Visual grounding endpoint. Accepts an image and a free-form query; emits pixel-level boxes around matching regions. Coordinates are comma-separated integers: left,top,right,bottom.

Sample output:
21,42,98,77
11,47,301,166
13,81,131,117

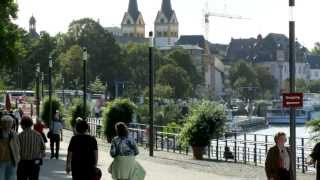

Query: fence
86,118,316,173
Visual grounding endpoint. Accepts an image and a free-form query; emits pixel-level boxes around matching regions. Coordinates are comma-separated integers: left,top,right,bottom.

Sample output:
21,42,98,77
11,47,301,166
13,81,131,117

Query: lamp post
83,47,88,120
148,31,154,157
48,56,53,128
289,0,296,179
36,63,40,121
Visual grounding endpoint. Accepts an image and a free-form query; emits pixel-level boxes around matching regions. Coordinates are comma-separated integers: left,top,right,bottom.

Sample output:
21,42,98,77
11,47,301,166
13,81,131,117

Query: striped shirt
18,128,45,160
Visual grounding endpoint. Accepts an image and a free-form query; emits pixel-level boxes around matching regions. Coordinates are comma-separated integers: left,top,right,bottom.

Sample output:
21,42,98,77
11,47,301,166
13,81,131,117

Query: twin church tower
121,0,179,48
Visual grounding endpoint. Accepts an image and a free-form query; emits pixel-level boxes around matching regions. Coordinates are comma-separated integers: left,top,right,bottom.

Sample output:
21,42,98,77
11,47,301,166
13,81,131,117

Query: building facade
121,0,145,38
154,0,179,49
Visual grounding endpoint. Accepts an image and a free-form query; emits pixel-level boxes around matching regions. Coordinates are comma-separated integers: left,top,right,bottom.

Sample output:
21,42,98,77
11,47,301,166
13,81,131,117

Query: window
126,19,131,24
160,18,165,23
164,32,168,37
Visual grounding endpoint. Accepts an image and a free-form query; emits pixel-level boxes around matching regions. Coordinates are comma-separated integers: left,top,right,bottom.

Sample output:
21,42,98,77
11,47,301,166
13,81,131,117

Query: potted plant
179,101,226,160
41,96,62,127
67,98,90,134
103,98,136,142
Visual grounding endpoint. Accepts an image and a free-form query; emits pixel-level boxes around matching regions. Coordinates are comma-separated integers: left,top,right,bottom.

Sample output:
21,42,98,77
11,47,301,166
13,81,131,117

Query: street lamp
289,0,296,179
48,56,53,128
36,63,40,121
83,47,88,120
148,31,154,157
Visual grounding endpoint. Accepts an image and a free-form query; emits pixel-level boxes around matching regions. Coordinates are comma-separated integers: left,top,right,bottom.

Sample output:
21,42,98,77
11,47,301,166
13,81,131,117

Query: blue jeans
0,161,16,180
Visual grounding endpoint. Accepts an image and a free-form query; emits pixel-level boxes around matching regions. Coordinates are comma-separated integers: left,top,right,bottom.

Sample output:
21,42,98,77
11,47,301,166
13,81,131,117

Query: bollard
216,139,219,160
161,133,164,150
301,138,305,173
244,133,247,163
254,134,257,166
234,133,237,163
208,141,211,159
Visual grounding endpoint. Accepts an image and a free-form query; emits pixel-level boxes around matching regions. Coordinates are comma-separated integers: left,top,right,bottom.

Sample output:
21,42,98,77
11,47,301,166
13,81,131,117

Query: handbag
47,131,52,139
92,167,102,180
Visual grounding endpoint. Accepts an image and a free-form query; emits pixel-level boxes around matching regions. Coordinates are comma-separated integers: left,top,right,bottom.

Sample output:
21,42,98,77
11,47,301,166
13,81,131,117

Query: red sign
283,93,303,108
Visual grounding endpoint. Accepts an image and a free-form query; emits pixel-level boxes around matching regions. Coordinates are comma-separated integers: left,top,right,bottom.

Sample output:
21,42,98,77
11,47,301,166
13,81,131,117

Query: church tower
154,0,179,48
121,0,145,38
29,15,39,38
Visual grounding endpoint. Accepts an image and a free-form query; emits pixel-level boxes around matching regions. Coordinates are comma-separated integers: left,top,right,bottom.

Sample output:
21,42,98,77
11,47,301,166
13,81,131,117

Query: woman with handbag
66,120,99,180
109,122,145,180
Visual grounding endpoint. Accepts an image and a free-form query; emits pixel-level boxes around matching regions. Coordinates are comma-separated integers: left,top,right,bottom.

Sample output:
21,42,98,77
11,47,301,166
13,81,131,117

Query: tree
284,78,309,93
89,77,105,94
58,45,83,89
62,18,123,83
156,64,192,99
166,48,202,90
0,0,22,67
311,42,320,55
309,80,320,93
255,65,277,98
143,84,174,99
229,60,259,100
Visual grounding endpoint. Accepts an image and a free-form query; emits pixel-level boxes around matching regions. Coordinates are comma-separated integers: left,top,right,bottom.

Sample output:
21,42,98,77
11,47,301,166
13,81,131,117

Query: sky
14,0,320,49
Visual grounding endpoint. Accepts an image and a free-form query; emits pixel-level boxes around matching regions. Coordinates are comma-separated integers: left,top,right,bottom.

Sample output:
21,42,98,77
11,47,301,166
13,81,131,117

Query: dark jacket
265,146,293,180
310,142,320,180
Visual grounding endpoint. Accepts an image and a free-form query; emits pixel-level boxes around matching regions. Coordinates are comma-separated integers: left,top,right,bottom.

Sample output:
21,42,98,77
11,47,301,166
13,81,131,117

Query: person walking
0,115,20,180
109,122,145,180
17,116,45,180
34,119,47,143
50,110,63,159
308,142,320,180
265,132,292,180
66,120,99,180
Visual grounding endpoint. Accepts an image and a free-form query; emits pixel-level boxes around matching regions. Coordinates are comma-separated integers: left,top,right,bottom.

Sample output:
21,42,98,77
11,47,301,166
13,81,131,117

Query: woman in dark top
309,142,320,180
66,120,98,180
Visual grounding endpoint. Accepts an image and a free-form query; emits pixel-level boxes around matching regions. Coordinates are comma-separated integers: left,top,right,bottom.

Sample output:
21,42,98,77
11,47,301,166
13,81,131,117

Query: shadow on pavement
39,148,72,180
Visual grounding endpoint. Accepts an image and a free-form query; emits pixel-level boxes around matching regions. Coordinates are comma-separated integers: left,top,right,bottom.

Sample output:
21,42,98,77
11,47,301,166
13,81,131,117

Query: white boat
266,99,315,124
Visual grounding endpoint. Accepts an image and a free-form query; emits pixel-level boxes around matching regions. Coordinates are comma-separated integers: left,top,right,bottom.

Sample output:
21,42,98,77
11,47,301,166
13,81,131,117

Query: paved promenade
38,130,315,180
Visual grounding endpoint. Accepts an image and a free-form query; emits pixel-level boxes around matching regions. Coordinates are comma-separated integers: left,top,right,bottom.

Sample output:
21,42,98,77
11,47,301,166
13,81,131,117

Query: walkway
39,130,315,180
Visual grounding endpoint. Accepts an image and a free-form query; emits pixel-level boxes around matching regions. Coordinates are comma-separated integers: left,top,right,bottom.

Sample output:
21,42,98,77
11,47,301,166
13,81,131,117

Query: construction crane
204,2,249,41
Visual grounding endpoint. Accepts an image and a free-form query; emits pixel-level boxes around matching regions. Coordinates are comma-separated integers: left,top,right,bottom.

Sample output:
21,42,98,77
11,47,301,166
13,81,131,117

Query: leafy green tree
311,42,320,55
156,64,192,99
229,60,259,100
89,77,105,94
0,0,22,67
284,78,309,92
58,45,83,89
307,118,320,139
143,84,174,99
62,18,123,83
166,48,202,89
309,80,320,93
255,65,277,98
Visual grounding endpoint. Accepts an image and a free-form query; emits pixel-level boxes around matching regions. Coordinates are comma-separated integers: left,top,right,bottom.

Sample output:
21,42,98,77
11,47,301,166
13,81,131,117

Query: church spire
128,0,140,21
29,15,36,31
161,0,173,19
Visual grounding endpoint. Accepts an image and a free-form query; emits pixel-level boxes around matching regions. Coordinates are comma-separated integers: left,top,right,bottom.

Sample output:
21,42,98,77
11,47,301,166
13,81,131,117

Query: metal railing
86,118,316,173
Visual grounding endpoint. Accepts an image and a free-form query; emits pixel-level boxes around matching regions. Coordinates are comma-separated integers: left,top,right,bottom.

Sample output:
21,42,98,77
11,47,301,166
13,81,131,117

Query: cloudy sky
15,0,320,49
